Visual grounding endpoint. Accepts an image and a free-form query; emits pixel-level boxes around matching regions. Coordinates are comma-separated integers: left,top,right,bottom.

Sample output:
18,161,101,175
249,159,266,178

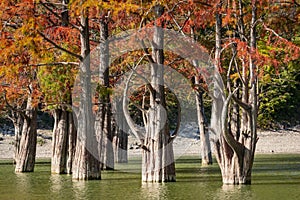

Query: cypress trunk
95,17,114,170
15,99,37,173
212,0,258,185
142,5,175,182
51,108,76,174
112,101,128,163
72,13,101,180
12,112,23,163
195,88,212,166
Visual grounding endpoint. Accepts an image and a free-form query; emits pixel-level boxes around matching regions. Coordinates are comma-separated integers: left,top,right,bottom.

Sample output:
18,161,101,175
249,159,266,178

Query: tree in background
0,0,45,172
37,0,78,174
207,0,300,184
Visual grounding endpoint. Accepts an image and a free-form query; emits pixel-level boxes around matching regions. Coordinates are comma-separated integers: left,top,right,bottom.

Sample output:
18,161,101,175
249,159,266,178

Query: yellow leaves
230,72,239,82
69,0,141,18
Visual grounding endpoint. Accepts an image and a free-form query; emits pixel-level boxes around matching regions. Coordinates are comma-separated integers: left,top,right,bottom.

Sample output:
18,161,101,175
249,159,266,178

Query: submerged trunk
113,128,128,163
142,5,175,182
122,5,177,182
112,101,128,163
15,99,37,173
95,17,114,170
12,112,23,163
195,87,212,166
212,0,258,185
72,13,101,180
194,75,212,166
51,108,76,174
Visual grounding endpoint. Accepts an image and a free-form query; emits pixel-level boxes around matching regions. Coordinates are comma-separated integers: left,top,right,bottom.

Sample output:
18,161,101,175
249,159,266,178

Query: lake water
0,154,299,200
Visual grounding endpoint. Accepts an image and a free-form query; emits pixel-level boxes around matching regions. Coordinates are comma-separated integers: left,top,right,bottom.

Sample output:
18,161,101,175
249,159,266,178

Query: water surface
0,154,299,200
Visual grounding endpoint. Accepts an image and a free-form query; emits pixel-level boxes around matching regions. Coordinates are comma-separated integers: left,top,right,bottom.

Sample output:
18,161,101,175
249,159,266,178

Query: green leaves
258,61,300,129
38,65,77,110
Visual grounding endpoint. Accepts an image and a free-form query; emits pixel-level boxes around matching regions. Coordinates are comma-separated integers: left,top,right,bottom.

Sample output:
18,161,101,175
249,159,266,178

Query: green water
0,154,299,200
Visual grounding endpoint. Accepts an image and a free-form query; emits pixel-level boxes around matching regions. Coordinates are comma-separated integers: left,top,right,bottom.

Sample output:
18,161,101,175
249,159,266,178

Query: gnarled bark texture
15,97,37,173
142,5,176,182
212,0,258,185
123,5,177,182
95,17,114,170
72,13,101,180
51,108,76,174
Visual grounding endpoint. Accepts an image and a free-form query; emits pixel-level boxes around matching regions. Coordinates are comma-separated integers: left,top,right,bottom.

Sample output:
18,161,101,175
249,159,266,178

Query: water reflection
214,184,254,200
50,174,63,193
141,182,168,200
72,179,88,200
15,172,31,199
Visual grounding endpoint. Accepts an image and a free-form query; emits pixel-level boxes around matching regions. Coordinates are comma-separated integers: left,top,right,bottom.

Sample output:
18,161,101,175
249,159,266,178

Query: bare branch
226,50,236,94
127,55,156,96
263,23,300,51
232,95,251,112
123,71,146,146
130,101,147,114
38,31,82,60
139,39,155,63
28,62,79,67
166,57,183,66
221,88,244,156
39,1,80,30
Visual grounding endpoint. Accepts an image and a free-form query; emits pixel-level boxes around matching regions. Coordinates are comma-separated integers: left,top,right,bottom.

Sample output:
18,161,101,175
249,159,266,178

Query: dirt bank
0,127,299,160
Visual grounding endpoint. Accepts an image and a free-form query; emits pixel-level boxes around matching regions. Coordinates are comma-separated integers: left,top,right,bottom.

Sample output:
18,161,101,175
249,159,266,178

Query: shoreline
0,127,299,160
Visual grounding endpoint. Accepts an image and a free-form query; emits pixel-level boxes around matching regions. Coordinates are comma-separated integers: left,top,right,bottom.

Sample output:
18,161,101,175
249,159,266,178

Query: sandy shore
0,126,299,160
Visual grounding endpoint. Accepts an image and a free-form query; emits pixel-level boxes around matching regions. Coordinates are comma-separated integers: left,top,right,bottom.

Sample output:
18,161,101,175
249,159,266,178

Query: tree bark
15,97,37,173
72,13,101,180
195,76,212,166
142,5,175,182
61,0,69,27
191,27,212,166
112,100,128,163
51,108,76,174
50,0,76,175
95,16,114,170
212,0,259,185
11,112,23,164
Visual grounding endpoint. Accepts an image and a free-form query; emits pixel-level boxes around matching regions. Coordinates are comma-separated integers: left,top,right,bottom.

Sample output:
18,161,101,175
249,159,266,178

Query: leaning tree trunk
212,0,258,185
15,97,37,173
95,17,114,170
51,108,76,174
72,13,101,180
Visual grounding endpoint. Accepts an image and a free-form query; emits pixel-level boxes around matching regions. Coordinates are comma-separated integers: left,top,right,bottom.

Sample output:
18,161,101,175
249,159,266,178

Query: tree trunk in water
113,129,128,163
72,13,101,180
66,111,76,174
190,28,212,166
15,98,37,173
12,112,23,164
112,101,128,163
212,1,258,185
195,78,212,166
95,17,114,170
142,5,175,182
51,108,76,174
